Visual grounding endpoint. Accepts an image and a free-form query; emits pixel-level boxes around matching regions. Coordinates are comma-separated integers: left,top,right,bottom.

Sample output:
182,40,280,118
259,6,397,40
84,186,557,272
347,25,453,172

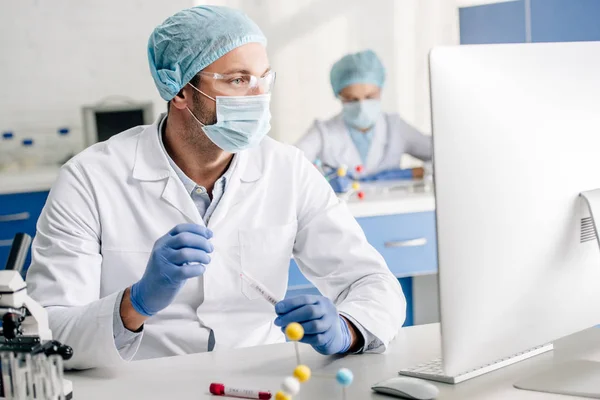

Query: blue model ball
336,368,354,387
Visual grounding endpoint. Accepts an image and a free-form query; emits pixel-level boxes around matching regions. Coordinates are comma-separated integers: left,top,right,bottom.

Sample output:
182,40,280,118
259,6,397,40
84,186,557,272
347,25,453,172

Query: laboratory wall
0,0,459,151
0,0,193,153
201,0,459,145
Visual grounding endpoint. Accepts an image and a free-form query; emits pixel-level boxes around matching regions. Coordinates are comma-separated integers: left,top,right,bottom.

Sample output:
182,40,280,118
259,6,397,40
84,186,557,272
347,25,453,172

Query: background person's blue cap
330,50,386,96
148,5,267,101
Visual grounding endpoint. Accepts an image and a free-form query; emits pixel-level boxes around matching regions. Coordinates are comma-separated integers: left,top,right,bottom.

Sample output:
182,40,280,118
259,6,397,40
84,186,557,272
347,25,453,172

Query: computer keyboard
399,343,554,384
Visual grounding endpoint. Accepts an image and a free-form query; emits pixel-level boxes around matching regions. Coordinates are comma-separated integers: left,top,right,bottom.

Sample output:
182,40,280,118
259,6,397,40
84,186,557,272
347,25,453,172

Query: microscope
0,233,74,399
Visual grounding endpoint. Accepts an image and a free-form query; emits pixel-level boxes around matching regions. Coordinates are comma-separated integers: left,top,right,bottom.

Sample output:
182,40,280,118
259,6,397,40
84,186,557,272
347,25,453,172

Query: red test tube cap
210,383,225,395
209,383,271,399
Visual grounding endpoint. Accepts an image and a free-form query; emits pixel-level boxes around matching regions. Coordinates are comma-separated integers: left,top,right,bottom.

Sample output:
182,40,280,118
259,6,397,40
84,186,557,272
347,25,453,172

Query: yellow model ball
275,391,291,400
352,182,360,190
293,365,311,383
285,322,304,341
336,167,347,177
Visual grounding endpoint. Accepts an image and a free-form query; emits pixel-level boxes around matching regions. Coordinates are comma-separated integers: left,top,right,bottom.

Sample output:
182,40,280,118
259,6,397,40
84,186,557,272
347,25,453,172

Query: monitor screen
94,109,146,142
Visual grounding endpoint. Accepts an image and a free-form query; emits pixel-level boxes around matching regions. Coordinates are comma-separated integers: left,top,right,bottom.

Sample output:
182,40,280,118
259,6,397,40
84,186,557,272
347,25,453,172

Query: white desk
345,181,434,218
66,323,600,399
0,167,60,195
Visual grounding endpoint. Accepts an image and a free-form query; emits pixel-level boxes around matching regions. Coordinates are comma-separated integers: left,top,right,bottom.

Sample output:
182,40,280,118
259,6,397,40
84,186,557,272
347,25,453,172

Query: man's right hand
128,224,214,319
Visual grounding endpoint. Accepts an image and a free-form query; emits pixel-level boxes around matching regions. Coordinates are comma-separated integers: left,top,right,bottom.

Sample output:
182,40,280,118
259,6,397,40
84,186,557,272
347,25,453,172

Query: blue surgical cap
330,50,386,96
148,6,267,101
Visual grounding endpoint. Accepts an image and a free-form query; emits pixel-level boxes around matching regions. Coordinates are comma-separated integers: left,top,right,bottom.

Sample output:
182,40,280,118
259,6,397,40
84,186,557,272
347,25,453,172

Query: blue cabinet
357,212,437,277
0,191,49,270
459,0,527,45
531,0,600,42
287,211,437,327
460,0,600,45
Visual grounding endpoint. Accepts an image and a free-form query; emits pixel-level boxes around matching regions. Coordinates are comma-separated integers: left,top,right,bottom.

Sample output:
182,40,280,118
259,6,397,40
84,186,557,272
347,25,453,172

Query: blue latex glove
274,295,352,355
360,168,413,182
130,224,213,317
329,175,351,193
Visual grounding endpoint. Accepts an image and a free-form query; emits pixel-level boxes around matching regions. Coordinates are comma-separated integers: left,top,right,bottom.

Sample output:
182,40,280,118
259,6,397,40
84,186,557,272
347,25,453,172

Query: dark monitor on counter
82,102,153,147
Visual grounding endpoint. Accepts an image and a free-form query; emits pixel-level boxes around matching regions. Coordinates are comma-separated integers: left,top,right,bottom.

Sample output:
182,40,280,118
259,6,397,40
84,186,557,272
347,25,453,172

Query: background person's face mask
187,83,272,153
341,99,382,130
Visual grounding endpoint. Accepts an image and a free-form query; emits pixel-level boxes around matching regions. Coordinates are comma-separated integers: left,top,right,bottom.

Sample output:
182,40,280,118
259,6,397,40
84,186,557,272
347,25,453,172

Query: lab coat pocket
239,221,298,301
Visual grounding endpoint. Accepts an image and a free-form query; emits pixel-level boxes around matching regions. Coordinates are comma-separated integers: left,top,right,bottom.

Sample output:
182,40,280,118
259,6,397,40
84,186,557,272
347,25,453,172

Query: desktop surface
66,323,600,400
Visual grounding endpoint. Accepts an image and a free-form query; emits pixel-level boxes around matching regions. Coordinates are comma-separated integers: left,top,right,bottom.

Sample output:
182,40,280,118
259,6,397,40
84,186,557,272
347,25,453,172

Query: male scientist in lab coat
26,6,405,369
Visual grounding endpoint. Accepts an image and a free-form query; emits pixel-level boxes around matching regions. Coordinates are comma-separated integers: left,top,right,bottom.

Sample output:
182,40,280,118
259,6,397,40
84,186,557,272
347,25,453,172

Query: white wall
0,0,193,149
0,0,459,151
203,0,459,145
456,0,518,6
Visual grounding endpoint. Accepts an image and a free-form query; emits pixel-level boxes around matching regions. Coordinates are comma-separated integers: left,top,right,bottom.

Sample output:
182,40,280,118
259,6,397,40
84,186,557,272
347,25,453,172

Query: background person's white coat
296,113,432,175
25,116,406,370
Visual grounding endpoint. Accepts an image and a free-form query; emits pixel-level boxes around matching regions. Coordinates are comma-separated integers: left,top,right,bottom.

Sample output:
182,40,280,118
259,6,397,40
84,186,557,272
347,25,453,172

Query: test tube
1,352,15,399
24,353,34,398
50,355,65,400
240,273,281,306
0,352,67,400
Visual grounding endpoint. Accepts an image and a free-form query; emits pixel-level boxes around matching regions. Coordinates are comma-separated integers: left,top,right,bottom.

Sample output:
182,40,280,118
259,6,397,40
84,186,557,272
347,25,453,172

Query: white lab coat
26,115,406,370
295,113,432,175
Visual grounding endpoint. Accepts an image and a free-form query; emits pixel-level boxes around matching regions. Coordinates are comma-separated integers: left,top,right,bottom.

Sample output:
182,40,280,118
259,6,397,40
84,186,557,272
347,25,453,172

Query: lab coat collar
132,114,171,182
130,114,263,225
132,113,263,184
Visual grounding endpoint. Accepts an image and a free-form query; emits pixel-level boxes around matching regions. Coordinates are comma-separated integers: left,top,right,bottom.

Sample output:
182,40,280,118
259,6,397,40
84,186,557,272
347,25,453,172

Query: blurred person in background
295,50,432,189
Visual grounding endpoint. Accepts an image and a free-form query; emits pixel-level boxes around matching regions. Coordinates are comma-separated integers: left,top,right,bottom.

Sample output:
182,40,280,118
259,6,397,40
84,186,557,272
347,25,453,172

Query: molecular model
274,322,354,400
314,160,365,201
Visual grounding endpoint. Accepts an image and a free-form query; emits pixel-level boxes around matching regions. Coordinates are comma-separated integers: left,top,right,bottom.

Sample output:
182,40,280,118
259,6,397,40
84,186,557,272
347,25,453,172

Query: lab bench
0,169,439,326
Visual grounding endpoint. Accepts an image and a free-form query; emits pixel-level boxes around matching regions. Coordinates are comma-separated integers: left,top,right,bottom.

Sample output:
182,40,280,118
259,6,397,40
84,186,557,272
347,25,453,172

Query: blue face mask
187,83,271,153
341,99,382,130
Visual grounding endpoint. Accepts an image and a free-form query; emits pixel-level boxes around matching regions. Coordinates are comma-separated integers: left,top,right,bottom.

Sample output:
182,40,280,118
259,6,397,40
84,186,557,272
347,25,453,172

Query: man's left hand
274,295,359,355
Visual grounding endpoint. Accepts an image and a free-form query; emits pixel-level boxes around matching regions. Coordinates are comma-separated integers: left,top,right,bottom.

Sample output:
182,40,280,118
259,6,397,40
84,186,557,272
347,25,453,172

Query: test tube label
225,387,261,397
252,285,278,306
240,273,280,306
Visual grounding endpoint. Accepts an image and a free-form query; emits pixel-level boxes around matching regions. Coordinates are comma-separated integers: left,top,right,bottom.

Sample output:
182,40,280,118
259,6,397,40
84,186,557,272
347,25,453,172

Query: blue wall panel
531,0,600,42
459,0,527,44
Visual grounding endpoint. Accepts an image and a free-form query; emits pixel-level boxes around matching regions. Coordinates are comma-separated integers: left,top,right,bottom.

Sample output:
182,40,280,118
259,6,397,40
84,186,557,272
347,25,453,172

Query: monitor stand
514,360,600,398
513,189,600,398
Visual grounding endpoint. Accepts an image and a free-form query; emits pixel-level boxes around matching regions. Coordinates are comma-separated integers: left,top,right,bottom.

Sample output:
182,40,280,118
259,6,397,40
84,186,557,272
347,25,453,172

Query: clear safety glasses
197,70,276,96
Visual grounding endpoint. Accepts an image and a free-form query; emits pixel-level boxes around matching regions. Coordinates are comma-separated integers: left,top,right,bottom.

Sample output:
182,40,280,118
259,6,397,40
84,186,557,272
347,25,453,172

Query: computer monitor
400,41,600,385
82,102,154,147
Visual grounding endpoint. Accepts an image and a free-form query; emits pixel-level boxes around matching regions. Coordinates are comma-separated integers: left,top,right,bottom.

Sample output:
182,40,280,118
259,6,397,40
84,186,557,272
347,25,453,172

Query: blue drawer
0,191,49,269
288,211,437,288
358,212,437,277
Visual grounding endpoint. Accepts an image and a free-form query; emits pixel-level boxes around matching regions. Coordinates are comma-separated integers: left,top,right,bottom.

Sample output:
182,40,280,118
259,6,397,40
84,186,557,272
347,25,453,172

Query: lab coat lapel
161,176,203,224
131,117,202,225
364,114,389,172
332,117,363,170
207,149,262,229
